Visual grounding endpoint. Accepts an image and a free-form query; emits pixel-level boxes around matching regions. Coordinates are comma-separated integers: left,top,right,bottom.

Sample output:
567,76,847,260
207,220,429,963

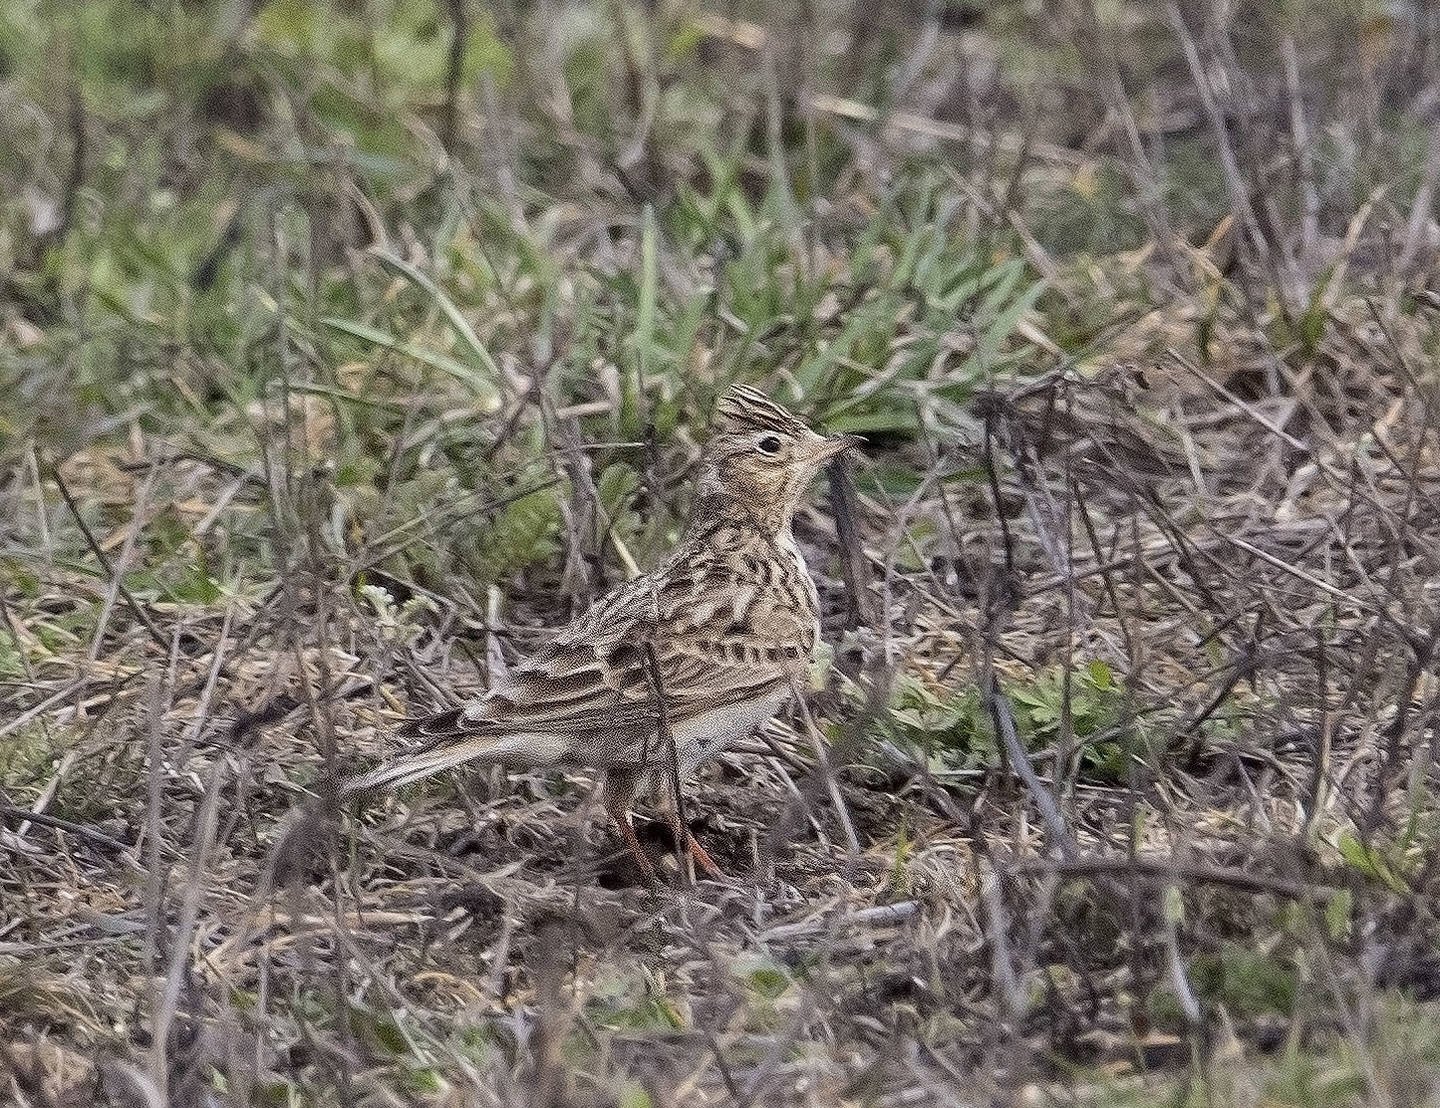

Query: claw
660,806,728,883
685,832,728,881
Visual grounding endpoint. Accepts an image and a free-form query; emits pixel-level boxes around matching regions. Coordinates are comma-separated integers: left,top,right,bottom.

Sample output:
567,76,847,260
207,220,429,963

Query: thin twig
440,0,470,155
826,452,871,629
790,681,861,867
641,640,690,880
49,463,170,655
1007,853,1327,901
981,670,1077,861
0,805,134,856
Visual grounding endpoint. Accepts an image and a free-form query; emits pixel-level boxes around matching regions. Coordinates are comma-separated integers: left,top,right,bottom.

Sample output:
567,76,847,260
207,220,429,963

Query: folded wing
398,565,799,765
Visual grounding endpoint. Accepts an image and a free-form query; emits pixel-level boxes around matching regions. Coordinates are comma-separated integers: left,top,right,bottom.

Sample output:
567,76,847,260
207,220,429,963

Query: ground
5,2,1440,1106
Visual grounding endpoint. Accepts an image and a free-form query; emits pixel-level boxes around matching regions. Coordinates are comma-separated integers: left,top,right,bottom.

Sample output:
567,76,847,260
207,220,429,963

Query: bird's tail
342,731,569,796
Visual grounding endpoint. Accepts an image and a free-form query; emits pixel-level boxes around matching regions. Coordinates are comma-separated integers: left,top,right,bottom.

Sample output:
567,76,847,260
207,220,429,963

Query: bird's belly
672,688,790,775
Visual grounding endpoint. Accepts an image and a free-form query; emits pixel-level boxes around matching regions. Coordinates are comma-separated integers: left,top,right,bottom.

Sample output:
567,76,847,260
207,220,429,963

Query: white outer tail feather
343,733,570,795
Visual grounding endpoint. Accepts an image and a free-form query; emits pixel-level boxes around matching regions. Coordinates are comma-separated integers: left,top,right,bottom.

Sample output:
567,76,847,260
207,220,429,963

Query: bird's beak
810,433,864,462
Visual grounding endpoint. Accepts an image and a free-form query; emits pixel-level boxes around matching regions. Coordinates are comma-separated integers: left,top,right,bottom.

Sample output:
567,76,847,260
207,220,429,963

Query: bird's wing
403,560,807,748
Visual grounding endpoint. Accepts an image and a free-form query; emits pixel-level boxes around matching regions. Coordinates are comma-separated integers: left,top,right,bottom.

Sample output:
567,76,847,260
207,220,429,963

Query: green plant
876,661,1133,781
1009,660,1131,779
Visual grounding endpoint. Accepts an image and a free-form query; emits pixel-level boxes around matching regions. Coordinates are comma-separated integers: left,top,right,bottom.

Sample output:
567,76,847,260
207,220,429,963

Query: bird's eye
756,435,783,454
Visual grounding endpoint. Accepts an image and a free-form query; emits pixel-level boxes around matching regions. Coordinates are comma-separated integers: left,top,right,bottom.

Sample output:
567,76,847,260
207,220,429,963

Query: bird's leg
655,784,727,881
601,771,658,883
687,835,726,881
664,807,727,881
615,809,659,883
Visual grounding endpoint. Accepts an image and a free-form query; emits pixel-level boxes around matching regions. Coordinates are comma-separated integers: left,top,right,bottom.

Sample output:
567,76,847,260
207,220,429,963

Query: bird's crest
713,383,810,439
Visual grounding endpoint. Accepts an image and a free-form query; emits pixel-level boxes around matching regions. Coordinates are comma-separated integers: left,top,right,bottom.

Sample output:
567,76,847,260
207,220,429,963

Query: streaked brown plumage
345,383,861,879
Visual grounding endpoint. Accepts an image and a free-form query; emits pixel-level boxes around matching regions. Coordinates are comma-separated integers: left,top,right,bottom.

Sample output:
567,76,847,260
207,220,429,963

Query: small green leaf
731,954,792,1001
1336,831,1407,892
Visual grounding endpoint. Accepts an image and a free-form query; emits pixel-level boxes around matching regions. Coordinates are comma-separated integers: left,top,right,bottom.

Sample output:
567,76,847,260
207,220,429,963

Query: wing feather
403,562,800,749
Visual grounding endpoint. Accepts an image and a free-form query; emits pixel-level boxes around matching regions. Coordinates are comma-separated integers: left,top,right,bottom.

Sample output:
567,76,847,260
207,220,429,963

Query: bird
344,383,861,880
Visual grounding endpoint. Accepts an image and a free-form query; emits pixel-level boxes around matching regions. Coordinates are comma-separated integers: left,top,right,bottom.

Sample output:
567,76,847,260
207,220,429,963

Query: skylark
346,384,861,879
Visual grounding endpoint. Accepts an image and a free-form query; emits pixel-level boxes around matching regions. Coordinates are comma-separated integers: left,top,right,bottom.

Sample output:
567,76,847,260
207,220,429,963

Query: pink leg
614,809,659,882
601,771,658,882
658,795,727,881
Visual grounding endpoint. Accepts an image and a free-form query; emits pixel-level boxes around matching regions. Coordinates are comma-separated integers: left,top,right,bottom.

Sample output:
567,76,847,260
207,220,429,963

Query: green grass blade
370,248,502,383
320,317,500,403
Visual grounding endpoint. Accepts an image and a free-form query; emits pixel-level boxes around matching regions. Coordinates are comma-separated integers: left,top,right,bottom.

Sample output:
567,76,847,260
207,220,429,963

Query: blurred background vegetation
4,0,1439,602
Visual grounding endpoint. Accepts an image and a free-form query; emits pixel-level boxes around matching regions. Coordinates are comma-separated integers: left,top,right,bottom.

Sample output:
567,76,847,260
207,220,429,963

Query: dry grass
5,2,1440,1106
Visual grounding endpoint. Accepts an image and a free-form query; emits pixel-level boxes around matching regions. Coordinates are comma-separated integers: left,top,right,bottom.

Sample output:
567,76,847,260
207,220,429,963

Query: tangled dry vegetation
5,2,1440,1106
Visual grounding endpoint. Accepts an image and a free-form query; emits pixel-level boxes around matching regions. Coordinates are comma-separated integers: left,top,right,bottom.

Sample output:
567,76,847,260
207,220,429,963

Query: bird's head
690,384,862,532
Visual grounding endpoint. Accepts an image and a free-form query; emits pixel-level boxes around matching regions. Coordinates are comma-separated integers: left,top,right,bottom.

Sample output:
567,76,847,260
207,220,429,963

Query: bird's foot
683,831,729,883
